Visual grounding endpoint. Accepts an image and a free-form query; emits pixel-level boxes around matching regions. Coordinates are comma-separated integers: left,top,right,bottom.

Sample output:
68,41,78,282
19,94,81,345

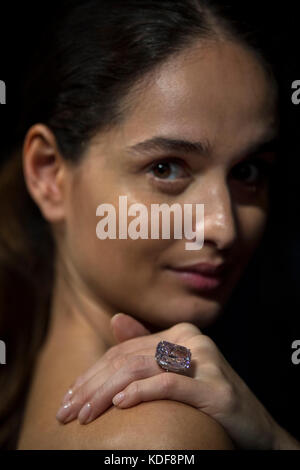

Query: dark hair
0,0,286,449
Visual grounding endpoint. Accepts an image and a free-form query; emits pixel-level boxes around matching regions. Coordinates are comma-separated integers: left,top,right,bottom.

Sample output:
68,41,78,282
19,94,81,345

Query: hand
56,313,299,450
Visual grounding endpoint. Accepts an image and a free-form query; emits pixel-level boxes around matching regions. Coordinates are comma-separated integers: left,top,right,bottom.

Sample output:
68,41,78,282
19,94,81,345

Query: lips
170,262,227,276
166,262,228,291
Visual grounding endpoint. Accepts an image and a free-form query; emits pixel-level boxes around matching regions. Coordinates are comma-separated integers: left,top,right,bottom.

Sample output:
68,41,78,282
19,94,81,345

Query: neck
43,258,118,361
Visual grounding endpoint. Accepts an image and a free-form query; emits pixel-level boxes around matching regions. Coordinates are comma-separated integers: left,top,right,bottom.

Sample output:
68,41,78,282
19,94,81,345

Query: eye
231,158,273,186
148,159,189,181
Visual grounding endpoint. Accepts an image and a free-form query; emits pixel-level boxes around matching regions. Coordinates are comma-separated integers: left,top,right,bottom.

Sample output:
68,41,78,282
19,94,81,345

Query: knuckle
92,384,106,402
216,381,236,414
169,322,200,342
202,362,222,379
175,322,198,334
191,337,217,362
188,333,206,350
111,353,129,372
198,334,216,352
127,380,140,396
73,385,91,405
105,345,121,361
176,322,194,330
127,355,149,375
160,371,176,394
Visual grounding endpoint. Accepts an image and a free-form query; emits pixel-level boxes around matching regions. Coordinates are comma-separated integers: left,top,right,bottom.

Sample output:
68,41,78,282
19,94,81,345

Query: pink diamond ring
155,340,192,373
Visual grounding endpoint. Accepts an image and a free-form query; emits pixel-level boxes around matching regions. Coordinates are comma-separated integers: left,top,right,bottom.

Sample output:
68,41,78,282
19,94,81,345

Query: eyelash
146,158,190,193
148,158,189,181
230,158,273,186
147,157,273,189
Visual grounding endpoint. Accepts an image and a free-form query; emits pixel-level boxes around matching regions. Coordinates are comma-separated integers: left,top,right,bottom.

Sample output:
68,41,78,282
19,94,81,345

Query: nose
193,170,238,251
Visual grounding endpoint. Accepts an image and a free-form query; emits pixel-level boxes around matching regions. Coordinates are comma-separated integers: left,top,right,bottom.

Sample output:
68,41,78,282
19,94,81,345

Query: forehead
118,39,278,159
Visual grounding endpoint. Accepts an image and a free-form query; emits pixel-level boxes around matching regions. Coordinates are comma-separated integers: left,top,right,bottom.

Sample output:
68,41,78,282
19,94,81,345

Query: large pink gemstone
155,340,191,372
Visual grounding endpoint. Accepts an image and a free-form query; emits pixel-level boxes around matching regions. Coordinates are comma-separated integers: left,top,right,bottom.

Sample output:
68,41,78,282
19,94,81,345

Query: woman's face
61,39,278,330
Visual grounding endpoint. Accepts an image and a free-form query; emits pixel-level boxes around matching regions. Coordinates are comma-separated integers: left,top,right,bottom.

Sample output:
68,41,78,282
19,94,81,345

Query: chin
186,306,222,329
145,296,223,332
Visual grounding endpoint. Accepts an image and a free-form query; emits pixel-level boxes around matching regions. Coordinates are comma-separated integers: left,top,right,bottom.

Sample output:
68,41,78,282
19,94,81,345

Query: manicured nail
62,388,73,405
78,402,92,424
112,392,125,406
110,313,124,327
56,402,74,423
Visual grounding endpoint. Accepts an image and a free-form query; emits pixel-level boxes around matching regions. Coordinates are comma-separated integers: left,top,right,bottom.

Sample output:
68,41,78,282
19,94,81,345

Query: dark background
0,1,299,446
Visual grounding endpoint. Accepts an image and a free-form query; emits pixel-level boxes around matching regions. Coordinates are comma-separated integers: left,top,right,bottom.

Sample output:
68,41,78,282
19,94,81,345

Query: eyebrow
125,134,279,160
125,136,210,157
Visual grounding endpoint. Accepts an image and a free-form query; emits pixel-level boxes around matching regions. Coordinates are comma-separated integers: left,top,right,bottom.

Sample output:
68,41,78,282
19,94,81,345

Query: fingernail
78,402,92,424
112,392,125,406
56,401,74,424
62,388,73,405
111,313,124,324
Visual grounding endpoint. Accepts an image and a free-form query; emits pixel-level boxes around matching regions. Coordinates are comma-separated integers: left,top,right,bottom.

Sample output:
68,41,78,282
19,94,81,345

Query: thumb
110,312,151,343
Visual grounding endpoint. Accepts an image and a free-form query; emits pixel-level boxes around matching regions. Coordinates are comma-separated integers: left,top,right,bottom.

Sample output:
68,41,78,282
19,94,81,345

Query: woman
0,0,299,449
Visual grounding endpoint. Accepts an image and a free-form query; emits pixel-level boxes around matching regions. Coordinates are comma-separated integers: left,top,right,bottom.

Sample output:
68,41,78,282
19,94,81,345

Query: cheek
65,177,170,298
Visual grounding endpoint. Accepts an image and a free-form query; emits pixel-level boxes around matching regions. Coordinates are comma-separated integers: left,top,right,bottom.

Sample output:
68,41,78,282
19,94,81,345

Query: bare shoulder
18,399,234,450
28,399,233,450
17,343,234,450
91,399,235,450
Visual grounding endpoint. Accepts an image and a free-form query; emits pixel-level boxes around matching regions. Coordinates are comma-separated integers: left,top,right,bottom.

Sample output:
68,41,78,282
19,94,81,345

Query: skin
18,38,279,449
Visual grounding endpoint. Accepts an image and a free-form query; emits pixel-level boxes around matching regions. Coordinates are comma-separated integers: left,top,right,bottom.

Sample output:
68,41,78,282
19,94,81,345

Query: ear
22,124,69,223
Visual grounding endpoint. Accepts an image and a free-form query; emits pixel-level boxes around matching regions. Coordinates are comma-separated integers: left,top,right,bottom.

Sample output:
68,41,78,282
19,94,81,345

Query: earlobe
22,124,67,223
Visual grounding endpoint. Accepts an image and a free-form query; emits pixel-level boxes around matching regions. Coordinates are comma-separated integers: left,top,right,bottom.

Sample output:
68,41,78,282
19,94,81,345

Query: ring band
155,340,191,373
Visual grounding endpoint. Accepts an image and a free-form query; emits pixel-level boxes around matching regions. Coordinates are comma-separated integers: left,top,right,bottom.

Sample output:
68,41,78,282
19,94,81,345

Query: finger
60,338,157,405
58,331,214,423
57,353,160,424
76,355,164,425
74,346,155,406
112,372,204,410
111,312,151,343
62,334,164,401
61,322,201,404
62,313,153,399
61,356,108,404
105,321,202,361
68,313,150,392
